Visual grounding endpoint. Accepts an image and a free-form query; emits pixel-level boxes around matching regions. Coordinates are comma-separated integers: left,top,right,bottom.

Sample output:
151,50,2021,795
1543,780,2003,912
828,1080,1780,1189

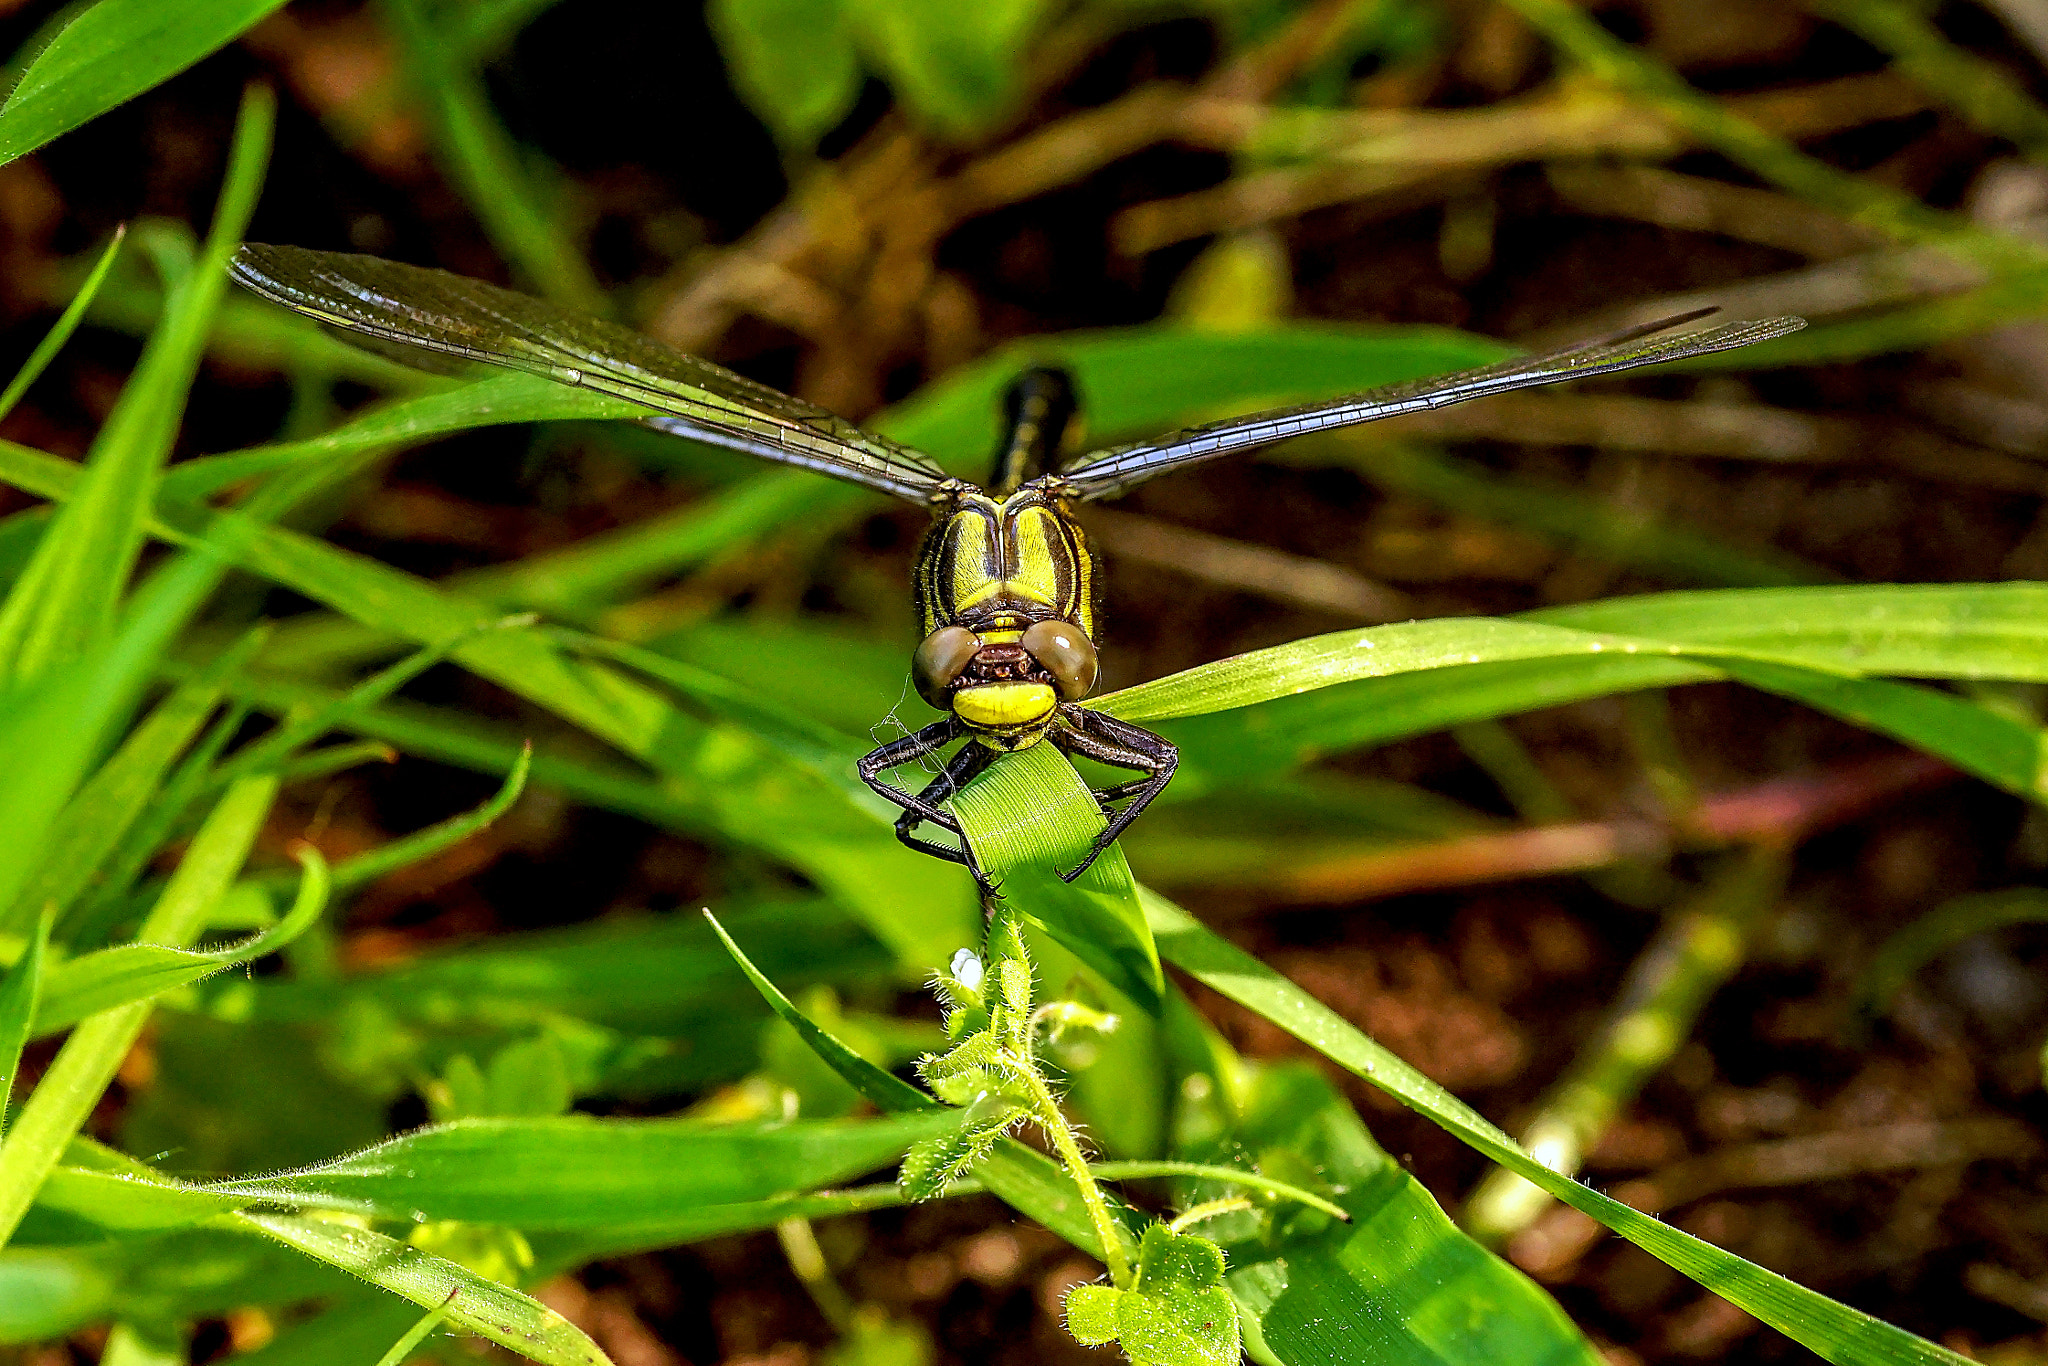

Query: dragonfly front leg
858,720,1000,890
1052,707,1179,883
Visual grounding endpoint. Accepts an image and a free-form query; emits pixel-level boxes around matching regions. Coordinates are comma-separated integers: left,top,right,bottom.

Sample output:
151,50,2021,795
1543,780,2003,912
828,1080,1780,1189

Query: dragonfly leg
1052,708,1178,883
859,721,1000,891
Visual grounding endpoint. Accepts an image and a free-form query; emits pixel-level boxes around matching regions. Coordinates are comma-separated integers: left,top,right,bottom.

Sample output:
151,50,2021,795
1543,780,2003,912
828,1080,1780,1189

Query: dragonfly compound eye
1021,619,1098,702
913,625,981,708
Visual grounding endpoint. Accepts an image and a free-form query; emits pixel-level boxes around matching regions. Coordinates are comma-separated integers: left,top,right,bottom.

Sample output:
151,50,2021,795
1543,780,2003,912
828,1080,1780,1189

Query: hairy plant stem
1010,1051,1133,1288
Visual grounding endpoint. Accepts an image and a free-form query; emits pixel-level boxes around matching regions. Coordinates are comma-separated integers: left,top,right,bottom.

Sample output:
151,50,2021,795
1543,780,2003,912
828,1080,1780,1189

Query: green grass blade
1086,1161,1349,1222
0,0,286,167
371,1293,458,1366
0,907,50,1135
4,629,259,929
1857,888,2048,1016
252,745,531,902
0,226,124,425
230,1211,611,1366
33,847,328,1036
704,910,935,1114
0,84,270,684
1103,586,2048,722
0,774,276,1247
1809,0,2048,162
525,1181,925,1269
157,373,641,505
946,743,1163,1006
207,1112,960,1224
1146,895,1973,1366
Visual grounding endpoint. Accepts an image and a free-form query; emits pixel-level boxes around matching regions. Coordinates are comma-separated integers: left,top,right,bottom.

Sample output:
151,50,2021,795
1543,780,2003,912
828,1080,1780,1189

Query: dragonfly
230,243,1804,890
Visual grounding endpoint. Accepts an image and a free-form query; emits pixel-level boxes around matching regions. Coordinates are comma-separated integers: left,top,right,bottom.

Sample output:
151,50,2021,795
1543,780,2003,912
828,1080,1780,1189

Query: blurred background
8,0,2048,1362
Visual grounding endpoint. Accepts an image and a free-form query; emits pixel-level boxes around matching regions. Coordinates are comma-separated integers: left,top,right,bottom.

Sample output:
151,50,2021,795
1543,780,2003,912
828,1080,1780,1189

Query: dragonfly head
913,617,1099,746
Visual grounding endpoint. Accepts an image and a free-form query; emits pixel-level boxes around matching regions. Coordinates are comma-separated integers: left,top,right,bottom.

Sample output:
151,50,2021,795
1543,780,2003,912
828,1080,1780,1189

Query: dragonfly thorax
914,484,1099,640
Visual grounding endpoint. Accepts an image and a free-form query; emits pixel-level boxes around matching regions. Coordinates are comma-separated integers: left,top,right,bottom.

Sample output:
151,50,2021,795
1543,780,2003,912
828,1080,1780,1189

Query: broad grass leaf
1531,584,2048,678
231,1212,610,1366
207,1113,959,1225
1157,654,1715,787
1203,1065,1602,1366
1146,896,1974,1366
946,742,1163,1005
0,0,286,167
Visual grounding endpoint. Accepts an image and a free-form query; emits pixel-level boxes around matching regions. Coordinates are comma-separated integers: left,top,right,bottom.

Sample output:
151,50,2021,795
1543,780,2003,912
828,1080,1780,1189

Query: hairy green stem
1011,1053,1133,1288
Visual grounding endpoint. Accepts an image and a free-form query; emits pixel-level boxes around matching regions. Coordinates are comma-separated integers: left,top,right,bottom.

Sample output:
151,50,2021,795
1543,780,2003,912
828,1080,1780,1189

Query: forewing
1057,311,1807,501
230,243,954,502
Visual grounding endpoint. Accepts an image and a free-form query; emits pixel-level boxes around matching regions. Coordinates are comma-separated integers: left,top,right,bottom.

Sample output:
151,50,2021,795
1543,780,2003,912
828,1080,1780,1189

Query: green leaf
208,1112,959,1225
704,910,935,1114
707,0,862,148
1209,1066,1601,1366
842,0,1046,138
231,1212,611,1366
0,0,287,167
1146,897,1974,1366
0,907,51,1133
947,742,1163,1006
1061,1223,1241,1366
32,848,328,1036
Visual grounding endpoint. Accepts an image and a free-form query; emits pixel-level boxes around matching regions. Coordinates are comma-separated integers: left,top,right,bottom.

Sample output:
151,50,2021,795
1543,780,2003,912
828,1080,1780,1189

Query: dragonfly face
227,242,1804,893
912,480,1102,750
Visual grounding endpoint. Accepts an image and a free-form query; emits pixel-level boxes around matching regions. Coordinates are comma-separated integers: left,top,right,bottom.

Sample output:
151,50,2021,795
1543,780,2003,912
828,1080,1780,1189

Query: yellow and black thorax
913,485,1099,642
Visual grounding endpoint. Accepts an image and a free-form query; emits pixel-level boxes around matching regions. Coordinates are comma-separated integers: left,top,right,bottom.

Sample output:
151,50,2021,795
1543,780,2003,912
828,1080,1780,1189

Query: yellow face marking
953,682,1056,730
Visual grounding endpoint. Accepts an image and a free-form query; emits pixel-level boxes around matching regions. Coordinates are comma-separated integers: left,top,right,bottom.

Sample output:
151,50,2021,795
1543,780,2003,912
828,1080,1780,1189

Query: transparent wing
230,243,956,504
1057,309,1807,501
